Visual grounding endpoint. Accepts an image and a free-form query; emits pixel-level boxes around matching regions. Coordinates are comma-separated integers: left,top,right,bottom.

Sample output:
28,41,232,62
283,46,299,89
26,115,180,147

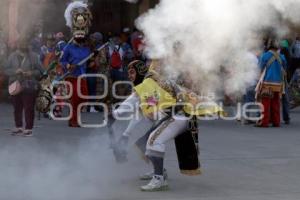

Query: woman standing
5,39,42,136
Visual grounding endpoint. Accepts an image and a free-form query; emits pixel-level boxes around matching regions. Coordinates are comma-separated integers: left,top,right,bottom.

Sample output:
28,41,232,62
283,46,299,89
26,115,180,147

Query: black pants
289,58,300,82
11,92,36,130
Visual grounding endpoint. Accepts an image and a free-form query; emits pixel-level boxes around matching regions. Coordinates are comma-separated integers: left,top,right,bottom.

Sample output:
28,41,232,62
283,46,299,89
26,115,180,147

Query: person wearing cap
256,39,287,127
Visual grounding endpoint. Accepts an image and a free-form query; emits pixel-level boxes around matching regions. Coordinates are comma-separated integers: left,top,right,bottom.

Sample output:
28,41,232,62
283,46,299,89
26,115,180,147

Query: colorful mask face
71,6,92,38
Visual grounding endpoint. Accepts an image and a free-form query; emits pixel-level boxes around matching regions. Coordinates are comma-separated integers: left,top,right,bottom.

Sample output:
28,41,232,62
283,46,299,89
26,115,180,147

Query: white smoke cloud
135,0,300,97
0,122,148,200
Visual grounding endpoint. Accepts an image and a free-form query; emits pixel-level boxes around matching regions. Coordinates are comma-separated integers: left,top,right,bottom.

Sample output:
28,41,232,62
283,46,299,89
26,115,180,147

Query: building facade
0,0,159,48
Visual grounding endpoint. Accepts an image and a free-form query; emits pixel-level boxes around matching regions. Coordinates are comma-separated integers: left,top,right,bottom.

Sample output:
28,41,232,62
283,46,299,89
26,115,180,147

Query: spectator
40,33,56,70
30,32,43,54
289,68,300,109
290,37,300,80
280,41,291,124
48,32,68,118
280,39,291,81
55,32,67,57
282,78,290,125
131,31,145,61
108,36,125,83
121,27,131,47
5,38,42,136
130,27,140,48
54,33,67,76
108,35,131,100
120,33,134,68
0,31,7,64
86,32,104,113
89,32,111,111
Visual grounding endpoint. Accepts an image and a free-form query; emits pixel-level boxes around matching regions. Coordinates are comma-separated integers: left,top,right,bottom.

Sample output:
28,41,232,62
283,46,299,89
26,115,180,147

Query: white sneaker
11,128,23,136
22,130,33,137
140,175,169,192
140,169,168,181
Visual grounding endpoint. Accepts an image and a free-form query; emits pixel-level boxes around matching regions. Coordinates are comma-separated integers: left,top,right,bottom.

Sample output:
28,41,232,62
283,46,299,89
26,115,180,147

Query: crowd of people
0,27,146,133
238,38,300,127
0,30,300,133
0,1,300,192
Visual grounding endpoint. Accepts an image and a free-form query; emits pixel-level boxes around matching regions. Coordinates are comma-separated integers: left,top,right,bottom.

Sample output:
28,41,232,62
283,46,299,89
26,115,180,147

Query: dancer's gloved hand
113,135,129,164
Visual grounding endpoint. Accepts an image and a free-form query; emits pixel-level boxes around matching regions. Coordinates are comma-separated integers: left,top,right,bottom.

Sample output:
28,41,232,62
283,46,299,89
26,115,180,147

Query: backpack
110,46,122,69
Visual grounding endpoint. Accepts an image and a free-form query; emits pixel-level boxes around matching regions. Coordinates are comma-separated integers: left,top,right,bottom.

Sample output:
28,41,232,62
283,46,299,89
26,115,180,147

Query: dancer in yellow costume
114,60,222,192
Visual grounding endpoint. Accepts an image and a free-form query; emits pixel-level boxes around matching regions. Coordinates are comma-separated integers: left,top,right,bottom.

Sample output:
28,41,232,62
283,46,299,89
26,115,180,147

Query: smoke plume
135,0,300,97
0,120,149,200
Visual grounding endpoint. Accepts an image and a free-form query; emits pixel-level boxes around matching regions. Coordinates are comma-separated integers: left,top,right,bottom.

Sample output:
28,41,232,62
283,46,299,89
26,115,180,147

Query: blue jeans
243,88,259,119
282,92,290,122
244,89,256,103
87,76,97,97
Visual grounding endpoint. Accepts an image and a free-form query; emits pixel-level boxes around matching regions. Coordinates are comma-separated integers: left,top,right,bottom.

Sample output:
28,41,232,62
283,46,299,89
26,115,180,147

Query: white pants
113,93,153,137
113,93,140,119
123,110,153,137
146,115,189,158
